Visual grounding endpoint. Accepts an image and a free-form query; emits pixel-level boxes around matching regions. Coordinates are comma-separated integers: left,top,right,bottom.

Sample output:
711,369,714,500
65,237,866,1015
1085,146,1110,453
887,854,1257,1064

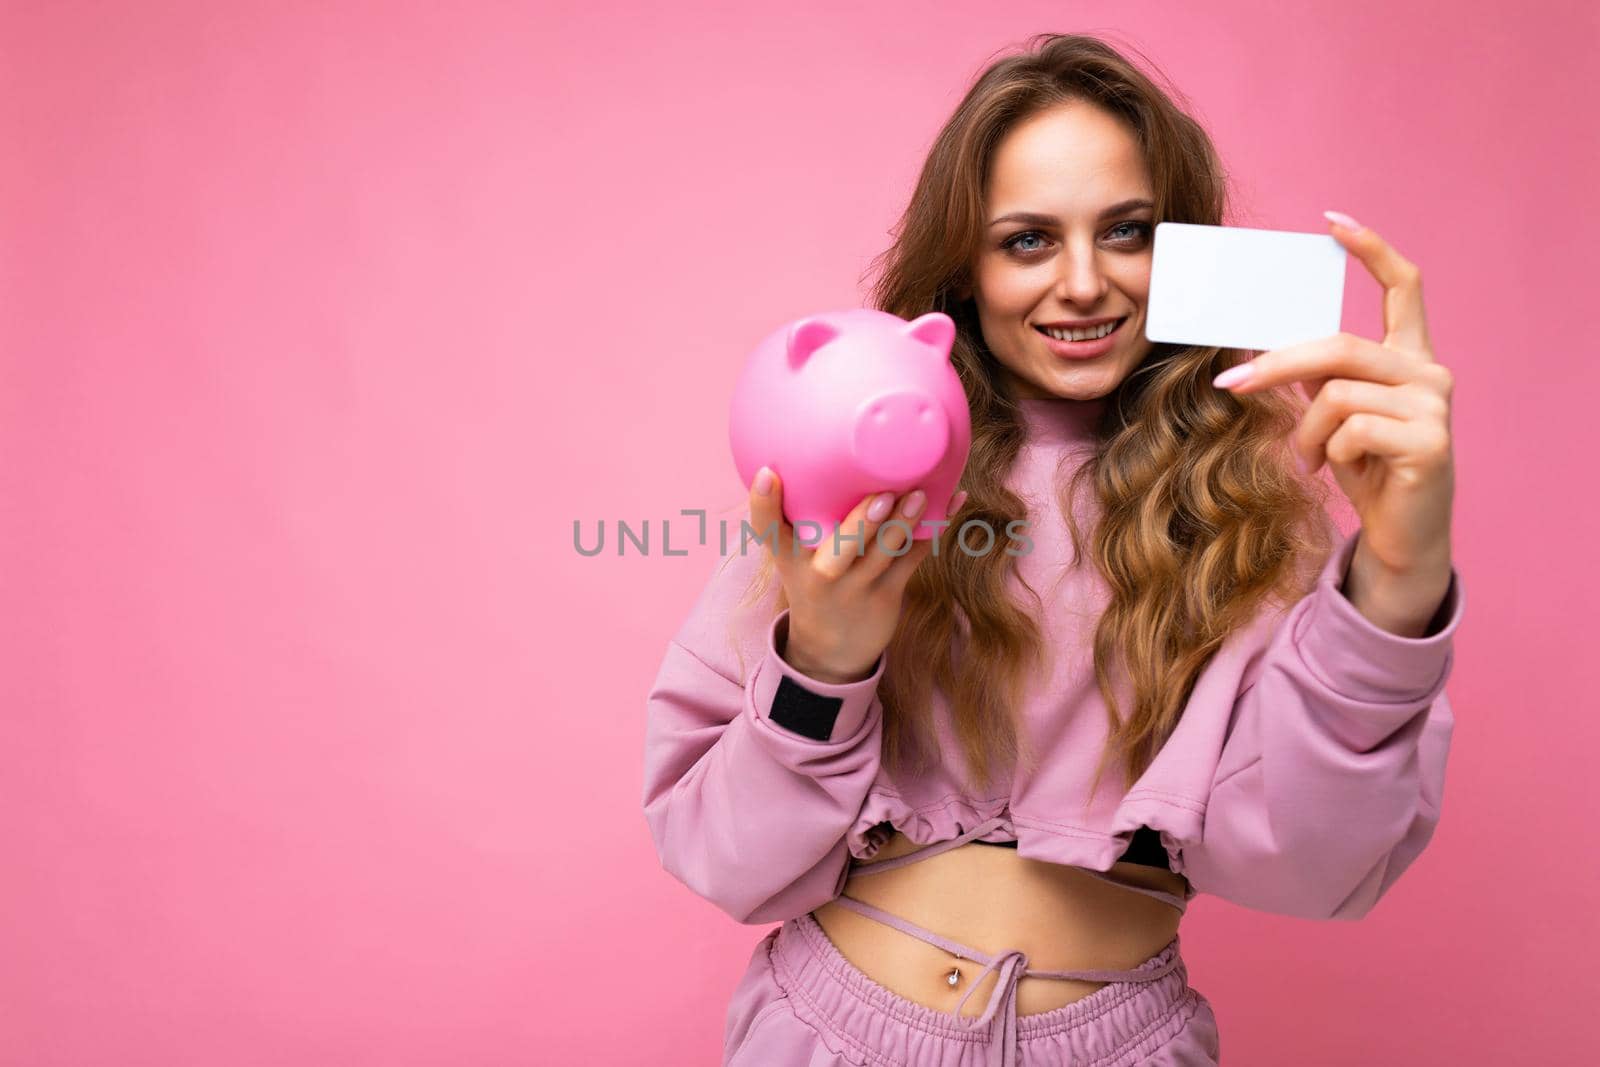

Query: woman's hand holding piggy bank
730,308,974,682
747,466,966,684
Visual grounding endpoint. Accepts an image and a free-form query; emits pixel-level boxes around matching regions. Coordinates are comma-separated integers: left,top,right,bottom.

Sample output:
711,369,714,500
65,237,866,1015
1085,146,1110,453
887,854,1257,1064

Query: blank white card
1145,222,1346,352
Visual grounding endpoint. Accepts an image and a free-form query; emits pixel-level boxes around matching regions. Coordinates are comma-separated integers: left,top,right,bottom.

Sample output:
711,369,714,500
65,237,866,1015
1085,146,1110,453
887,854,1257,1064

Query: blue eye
1003,231,1047,254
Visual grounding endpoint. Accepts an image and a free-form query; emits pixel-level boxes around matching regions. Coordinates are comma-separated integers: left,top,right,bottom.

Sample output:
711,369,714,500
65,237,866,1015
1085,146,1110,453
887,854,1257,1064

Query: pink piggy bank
730,309,971,547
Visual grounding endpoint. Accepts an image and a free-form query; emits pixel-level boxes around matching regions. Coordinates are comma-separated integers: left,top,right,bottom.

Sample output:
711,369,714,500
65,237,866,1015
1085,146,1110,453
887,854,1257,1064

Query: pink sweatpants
723,913,1221,1066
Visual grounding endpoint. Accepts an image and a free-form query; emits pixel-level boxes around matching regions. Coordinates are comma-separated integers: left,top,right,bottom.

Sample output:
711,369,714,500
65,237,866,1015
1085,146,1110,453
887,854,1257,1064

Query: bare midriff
810,829,1189,1018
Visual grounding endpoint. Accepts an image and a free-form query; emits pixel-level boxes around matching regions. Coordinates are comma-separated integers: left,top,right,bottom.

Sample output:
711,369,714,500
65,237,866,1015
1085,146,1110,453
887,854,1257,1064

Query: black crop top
969,824,1171,870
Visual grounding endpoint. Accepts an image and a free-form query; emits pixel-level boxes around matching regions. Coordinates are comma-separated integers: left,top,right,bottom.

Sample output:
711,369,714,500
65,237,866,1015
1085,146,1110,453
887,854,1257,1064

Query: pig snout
852,390,950,482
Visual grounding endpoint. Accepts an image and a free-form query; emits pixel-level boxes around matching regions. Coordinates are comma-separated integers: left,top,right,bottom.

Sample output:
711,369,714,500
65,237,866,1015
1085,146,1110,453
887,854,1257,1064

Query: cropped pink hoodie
641,393,1464,926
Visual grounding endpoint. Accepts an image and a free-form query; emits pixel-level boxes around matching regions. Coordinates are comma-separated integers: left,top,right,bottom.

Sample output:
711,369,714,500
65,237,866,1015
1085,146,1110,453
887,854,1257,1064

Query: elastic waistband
771,912,1195,1062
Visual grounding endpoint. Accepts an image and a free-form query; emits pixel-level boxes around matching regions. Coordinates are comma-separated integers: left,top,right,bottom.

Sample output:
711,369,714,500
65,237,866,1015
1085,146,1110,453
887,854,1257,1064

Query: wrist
1340,539,1454,638
778,617,878,684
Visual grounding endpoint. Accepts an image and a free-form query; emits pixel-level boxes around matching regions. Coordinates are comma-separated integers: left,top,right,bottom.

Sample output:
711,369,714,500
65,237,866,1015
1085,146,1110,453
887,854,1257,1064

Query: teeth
1043,319,1119,342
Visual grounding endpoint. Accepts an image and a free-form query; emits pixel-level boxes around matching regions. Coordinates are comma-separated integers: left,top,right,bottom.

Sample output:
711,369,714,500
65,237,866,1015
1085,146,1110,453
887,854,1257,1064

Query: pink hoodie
641,394,1464,926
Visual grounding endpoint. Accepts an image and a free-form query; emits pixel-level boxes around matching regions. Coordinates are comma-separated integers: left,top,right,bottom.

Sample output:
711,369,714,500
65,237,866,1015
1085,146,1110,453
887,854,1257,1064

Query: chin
1035,368,1117,399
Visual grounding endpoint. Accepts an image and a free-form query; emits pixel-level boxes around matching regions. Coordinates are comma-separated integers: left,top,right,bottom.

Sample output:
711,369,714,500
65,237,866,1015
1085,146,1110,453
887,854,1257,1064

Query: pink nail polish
1212,363,1254,389
1323,210,1363,232
867,493,893,522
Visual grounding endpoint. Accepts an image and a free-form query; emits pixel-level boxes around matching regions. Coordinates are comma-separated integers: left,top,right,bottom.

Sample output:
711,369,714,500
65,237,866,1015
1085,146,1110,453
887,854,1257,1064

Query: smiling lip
1035,317,1128,359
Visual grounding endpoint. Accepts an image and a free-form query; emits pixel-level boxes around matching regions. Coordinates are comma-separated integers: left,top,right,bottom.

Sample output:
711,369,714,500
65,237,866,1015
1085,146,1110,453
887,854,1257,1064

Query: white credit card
1145,222,1346,352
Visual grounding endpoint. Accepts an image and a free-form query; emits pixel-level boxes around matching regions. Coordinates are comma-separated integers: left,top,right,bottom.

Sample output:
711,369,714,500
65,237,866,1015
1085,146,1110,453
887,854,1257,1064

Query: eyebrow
987,199,1155,228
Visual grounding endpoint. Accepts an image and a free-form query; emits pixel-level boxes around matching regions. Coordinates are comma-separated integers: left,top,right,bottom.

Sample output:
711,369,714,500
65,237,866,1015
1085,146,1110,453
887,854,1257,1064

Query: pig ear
786,317,840,369
902,312,955,356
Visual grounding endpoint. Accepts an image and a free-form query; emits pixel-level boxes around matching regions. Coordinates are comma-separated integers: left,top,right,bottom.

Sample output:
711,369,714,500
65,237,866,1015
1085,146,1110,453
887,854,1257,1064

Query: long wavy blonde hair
727,33,1335,805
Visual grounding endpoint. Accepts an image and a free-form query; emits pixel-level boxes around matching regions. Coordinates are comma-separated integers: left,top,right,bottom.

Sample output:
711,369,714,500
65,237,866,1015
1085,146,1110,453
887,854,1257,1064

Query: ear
902,312,955,356
785,317,839,369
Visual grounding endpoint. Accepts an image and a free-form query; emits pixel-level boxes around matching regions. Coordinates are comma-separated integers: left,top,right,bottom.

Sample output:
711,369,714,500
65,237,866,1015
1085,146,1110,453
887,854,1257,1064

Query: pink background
4,1,1594,1063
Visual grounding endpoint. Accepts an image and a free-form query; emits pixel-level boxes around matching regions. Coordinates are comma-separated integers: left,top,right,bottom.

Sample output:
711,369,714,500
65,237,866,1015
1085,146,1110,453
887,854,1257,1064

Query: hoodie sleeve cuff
1295,527,1465,703
749,609,885,744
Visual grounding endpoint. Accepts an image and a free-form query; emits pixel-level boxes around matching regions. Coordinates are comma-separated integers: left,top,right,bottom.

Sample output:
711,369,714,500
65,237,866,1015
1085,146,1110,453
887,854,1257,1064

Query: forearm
642,610,887,923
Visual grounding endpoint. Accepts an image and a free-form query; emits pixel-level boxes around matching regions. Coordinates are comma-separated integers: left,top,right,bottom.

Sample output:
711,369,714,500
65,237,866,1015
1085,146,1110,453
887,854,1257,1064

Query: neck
1014,392,1108,446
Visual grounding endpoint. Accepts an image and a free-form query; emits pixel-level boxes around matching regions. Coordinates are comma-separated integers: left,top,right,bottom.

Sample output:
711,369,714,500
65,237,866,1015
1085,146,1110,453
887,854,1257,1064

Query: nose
852,390,949,483
1054,239,1110,307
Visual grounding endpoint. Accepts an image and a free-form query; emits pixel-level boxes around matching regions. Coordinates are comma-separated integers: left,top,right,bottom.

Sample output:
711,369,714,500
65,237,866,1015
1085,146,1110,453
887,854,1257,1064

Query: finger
1292,378,1429,474
880,507,955,588
747,467,808,571
1323,410,1448,472
1212,332,1409,396
851,489,931,584
810,489,901,582
1323,211,1432,355
881,491,965,587
879,530,938,592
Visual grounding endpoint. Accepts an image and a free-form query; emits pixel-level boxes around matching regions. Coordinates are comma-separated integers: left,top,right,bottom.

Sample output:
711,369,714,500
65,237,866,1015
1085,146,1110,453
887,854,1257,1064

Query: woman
642,33,1462,1066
